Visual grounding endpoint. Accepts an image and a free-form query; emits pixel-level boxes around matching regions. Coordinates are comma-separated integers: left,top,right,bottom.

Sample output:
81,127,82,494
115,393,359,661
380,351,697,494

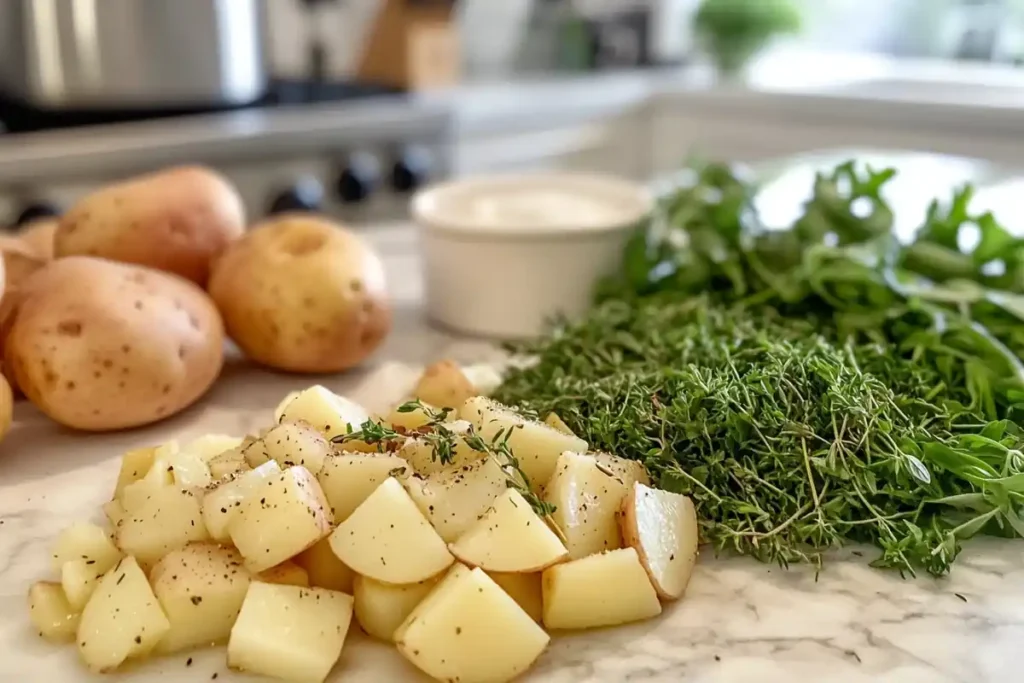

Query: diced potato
398,420,485,475
62,559,102,611
541,548,661,630
51,522,121,573
228,466,333,573
593,452,651,489
228,582,353,683
460,364,503,397
544,412,575,437
461,396,588,488
202,461,282,542
115,486,210,569
77,557,170,672
294,537,355,593
28,582,80,642
329,477,453,584
413,360,476,409
395,566,549,683
258,561,310,587
544,451,628,559
166,449,213,488
277,385,369,440
274,390,302,422
404,456,509,543
243,421,333,474
620,482,699,600
119,453,176,509
183,434,245,462
353,573,441,642
150,543,251,655
112,445,159,499
488,572,543,623
450,488,568,572
102,499,124,528
208,446,251,480
317,453,410,522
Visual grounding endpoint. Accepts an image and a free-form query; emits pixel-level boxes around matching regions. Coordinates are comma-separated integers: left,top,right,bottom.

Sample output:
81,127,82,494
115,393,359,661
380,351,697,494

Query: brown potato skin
208,214,391,373
55,166,245,285
4,257,225,431
18,218,58,260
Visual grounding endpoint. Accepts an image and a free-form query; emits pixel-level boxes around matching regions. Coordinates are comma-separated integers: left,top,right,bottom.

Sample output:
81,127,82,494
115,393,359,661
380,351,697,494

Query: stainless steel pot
0,0,268,109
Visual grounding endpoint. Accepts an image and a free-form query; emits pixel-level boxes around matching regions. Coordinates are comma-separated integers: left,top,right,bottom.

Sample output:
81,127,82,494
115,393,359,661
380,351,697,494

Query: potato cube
51,522,121,573
593,452,651,488
294,538,355,593
228,466,333,573
111,445,159,499
460,364,503,397
102,499,125,528
488,572,543,623
115,486,209,568
461,396,588,488
202,461,282,542
329,477,453,584
395,566,549,683
244,421,333,474
150,543,251,654
167,449,213,488
77,557,170,672
545,451,628,559
620,482,699,600
449,488,568,572
277,385,369,440
316,453,410,522
353,573,441,642
208,446,251,480
385,401,442,430
413,360,477,409
28,582,80,642
544,412,575,436
404,456,509,543
258,561,310,587
184,434,245,462
62,559,102,611
542,548,661,630
398,420,484,475
228,582,353,683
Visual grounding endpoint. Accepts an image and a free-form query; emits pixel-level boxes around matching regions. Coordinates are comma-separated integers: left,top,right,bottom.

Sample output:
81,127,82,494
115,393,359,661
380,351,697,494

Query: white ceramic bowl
412,172,653,339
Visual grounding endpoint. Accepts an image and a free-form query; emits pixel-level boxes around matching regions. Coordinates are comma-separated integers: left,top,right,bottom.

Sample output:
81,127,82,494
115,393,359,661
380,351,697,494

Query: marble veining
1,226,1022,682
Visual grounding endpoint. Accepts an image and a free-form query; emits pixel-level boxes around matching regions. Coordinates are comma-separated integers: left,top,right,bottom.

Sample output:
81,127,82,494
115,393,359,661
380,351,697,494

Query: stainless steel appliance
0,0,268,109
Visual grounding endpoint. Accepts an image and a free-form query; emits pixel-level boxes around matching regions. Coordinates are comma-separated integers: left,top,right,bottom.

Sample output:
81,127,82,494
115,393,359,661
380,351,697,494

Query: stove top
0,79,406,134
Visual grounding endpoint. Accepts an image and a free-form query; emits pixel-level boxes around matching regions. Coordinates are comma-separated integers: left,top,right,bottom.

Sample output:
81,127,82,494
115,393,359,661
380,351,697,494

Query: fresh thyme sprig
399,399,556,517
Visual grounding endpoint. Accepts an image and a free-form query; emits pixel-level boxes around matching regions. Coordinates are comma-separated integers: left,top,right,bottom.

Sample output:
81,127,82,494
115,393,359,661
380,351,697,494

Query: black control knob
268,177,324,215
15,202,61,226
392,147,432,193
336,153,381,204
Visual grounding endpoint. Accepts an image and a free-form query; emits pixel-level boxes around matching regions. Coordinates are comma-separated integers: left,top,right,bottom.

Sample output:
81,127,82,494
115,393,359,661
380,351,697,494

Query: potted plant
693,0,802,79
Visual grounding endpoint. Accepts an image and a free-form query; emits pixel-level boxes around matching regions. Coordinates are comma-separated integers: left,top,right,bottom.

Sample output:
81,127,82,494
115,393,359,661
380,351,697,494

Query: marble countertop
2,224,1023,682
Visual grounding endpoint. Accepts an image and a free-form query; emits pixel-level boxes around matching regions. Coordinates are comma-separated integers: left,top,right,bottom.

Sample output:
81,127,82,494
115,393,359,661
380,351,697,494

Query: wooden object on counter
356,0,460,91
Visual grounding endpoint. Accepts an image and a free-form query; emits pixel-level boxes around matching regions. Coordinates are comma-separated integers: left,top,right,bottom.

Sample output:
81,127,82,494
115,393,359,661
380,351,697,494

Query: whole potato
55,166,245,285
208,214,390,373
4,257,224,431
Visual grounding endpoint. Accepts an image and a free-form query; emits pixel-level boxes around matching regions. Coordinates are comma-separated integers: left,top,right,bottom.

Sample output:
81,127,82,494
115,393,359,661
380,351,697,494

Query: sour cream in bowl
412,173,653,339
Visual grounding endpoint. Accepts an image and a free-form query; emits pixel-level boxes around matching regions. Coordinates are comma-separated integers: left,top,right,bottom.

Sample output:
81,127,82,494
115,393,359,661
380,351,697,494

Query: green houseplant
694,0,802,78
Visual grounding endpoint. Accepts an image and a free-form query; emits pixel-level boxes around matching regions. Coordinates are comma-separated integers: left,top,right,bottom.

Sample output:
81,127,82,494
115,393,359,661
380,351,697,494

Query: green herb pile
494,161,1024,576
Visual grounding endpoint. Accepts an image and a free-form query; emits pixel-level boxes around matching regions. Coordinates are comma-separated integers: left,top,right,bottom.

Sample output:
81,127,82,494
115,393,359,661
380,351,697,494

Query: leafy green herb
496,160,1024,576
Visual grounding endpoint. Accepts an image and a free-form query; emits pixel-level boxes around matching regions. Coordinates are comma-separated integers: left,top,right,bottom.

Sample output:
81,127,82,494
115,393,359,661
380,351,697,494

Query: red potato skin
55,166,245,286
208,214,392,374
4,257,225,431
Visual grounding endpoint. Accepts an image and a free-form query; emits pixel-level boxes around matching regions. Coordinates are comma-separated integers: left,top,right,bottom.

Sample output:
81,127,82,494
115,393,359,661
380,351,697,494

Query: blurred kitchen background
2,0,1024,232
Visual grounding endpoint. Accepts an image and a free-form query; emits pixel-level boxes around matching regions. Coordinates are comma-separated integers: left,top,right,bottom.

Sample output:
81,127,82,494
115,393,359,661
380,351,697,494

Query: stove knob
15,202,61,226
392,147,433,193
268,177,324,215
336,153,381,204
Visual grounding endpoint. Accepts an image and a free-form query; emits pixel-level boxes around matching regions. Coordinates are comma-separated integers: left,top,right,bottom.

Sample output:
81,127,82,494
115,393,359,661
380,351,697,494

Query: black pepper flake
212,675,219,680
116,573,126,585
955,593,968,602
85,560,96,565
186,657,193,667
191,595,203,606
134,636,142,644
